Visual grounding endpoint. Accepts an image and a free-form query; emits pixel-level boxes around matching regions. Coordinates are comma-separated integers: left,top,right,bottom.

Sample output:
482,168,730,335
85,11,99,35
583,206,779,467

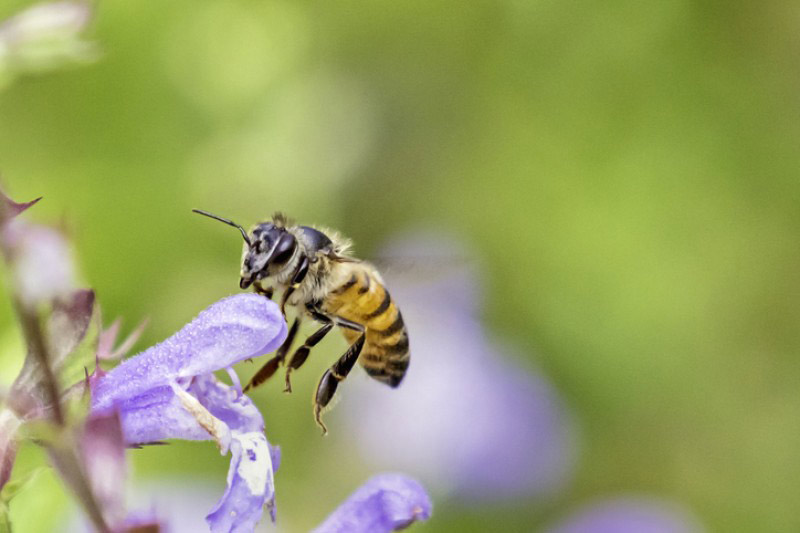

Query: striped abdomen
324,267,409,387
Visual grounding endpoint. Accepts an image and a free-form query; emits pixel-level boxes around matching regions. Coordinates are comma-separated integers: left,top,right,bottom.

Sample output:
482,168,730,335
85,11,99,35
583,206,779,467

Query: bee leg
314,331,366,435
284,317,334,393
254,282,274,300
243,317,301,393
280,286,295,317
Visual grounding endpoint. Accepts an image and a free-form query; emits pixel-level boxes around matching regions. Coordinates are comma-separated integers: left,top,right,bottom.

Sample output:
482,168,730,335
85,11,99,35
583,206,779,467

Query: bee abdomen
327,269,410,387
364,289,392,320
361,326,409,388
361,349,409,387
374,312,405,337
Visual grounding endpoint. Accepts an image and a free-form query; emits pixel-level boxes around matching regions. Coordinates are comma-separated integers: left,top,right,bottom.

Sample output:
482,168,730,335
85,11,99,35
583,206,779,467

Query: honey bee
193,209,409,434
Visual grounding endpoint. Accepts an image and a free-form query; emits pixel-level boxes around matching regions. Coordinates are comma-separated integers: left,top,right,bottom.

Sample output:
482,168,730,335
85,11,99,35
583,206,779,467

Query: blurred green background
2,0,800,531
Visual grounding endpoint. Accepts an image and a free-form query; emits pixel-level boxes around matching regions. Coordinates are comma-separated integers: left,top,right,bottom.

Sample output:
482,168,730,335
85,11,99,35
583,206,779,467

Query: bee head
239,222,297,288
192,209,297,289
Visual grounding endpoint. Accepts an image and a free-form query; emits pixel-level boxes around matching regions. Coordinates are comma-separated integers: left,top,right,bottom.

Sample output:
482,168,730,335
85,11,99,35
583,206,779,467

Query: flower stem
48,444,111,533
13,300,64,426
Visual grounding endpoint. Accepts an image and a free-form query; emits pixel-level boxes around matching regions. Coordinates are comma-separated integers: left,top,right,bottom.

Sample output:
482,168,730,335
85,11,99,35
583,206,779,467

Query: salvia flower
343,233,576,502
90,293,287,532
1,189,433,533
312,473,432,533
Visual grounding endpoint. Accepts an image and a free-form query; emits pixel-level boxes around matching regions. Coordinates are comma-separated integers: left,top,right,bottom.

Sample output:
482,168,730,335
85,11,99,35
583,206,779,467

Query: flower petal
92,294,286,412
312,474,432,533
206,431,276,532
89,296,285,532
113,384,219,444
100,373,270,447
93,373,278,531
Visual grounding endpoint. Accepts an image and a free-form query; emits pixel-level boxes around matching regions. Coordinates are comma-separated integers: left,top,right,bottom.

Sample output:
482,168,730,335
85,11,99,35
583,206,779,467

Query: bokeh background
1,0,799,531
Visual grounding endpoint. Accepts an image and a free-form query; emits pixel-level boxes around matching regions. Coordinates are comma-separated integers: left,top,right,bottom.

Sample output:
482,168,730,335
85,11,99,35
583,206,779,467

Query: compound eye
271,233,296,265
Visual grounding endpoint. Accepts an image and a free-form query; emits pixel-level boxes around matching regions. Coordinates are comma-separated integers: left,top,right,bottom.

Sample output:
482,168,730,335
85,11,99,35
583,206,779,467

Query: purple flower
342,233,576,501
312,474,432,533
546,498,704,533
91,294,287,532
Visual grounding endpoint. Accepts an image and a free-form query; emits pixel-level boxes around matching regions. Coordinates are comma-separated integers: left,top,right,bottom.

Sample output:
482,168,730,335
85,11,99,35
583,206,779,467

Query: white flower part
169,381,231,454
233,431,272,496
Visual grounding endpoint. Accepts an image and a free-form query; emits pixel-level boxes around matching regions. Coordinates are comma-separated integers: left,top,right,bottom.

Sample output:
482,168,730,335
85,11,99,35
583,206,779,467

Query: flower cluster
90,293,287,531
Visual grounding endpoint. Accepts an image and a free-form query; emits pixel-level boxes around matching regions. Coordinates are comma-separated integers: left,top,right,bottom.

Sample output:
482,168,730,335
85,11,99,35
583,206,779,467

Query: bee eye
271,233,296,265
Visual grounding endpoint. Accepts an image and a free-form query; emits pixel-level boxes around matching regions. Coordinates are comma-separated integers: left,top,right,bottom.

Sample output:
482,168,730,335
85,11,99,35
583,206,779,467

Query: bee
193,209,409,434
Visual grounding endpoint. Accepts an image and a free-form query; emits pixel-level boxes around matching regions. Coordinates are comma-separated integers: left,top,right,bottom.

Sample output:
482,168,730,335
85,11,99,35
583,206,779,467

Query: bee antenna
192,209,252,247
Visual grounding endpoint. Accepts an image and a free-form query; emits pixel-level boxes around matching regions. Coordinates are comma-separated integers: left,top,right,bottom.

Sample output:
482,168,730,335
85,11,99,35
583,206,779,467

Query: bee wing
369,249,478,285
328,251,362,263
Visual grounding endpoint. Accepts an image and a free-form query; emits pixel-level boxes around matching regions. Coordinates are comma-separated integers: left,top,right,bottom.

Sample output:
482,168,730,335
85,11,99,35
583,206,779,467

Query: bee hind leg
243,317,301,393
313,331,366,435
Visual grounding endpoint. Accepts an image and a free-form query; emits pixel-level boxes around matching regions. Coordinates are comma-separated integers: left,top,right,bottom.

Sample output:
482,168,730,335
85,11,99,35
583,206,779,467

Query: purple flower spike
312,474,432,533
90,294,287,532
546,498,704,533
92,294,286,412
